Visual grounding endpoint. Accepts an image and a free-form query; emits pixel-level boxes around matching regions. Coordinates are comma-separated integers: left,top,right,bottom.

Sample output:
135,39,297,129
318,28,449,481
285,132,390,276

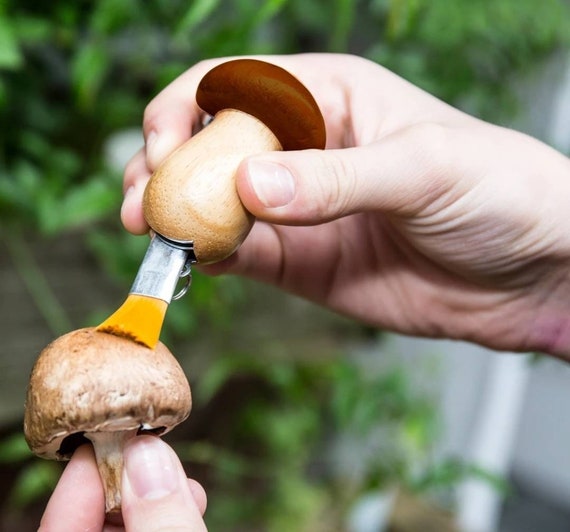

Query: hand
39,436,207,531
122,53,570,359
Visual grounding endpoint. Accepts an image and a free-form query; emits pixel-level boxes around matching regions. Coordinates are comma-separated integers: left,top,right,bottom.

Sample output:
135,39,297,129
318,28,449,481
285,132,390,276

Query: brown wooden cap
196,59,326,151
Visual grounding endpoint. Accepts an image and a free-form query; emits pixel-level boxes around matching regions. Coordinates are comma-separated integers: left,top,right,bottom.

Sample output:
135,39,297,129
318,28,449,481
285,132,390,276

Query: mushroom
23,59,324,523
143,58,326,264
24,327,191,521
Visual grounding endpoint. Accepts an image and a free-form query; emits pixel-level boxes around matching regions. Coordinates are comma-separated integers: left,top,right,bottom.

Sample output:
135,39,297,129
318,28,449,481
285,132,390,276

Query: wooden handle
142,109,282,264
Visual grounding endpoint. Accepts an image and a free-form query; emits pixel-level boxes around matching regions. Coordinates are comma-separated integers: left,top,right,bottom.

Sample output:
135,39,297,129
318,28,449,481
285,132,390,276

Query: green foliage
411,457,510,496
2,0,568,235
0,433,61,511
2,0,568,236
0,15,23,69
7,461,61,509
1,0,568,526
367,0,570,118
0,433,34,463
176,353,485,530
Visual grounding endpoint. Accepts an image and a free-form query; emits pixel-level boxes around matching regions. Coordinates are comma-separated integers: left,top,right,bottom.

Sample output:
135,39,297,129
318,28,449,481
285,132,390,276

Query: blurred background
1,0,570,530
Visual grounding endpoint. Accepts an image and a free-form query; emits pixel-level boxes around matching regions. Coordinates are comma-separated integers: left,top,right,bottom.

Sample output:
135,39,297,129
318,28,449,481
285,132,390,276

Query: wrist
526,273,570,361
528,311,570,361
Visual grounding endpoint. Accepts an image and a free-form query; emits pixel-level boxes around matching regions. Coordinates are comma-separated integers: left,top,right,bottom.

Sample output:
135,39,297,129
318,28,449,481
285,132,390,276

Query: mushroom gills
56,425,167,459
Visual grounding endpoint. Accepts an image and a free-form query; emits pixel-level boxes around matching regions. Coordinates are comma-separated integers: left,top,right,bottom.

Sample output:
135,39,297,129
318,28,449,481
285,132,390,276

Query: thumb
121,436,207,532
236,123,456,224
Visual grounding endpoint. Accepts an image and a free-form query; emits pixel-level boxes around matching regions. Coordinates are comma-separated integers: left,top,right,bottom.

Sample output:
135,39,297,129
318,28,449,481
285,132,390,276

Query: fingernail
125,437,179,500
145,131,161,168
247,160,295,208
145,130,157,155
120,185,133,214
123,184,134,199
120,184,138,218
123,184,136,204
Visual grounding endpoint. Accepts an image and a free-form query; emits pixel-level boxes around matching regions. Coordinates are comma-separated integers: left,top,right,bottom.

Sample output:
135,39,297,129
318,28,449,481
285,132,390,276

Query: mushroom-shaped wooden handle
142,59,326,264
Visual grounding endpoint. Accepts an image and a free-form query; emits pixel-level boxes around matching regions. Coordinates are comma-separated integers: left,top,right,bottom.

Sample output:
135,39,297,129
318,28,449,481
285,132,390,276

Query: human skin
39,436,207,532
121,53,570,360
39,52,570,531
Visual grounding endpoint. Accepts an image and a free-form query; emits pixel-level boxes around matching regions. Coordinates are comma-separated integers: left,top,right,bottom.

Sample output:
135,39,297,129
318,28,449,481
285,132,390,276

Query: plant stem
3,229,72,336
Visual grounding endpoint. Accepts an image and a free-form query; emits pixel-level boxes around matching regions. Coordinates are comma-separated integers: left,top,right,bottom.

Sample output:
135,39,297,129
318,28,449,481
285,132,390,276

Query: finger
101,481,207,532
197,221,342,299
187,478,207,516
236,122,469,224
121,179,150,235
123,148,149,193
39,444,105,531
140,53,337,169
121,435,207,532
122,148,151,234
143,58,230,170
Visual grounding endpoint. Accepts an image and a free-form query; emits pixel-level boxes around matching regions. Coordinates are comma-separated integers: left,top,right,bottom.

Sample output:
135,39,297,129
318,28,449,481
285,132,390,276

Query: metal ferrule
129,234,195,303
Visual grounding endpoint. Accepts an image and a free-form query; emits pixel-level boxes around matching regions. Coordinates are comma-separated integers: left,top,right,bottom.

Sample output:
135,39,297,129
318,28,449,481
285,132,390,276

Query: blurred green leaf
38,175,120,234
252,0,288,26
0,433,33,463
0,15,23,69
8,460,61,509
175,441,256,477
6,161,42,205
386,0,421,40
87,230,149,283
72,41,110,109
12,15,52,45
91,0,138,35
175,0,220,36
329,0,356,51
411,457,510,495
197,354,264,403
401,405,438,456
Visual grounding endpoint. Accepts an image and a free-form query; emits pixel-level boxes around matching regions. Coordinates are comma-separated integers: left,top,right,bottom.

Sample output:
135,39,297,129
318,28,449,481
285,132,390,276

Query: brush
96,235,193,349
95,59,326,348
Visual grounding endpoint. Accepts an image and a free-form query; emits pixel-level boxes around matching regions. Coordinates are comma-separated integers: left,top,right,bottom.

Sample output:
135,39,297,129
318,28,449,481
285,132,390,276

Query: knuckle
142,100,161,136
311,150,359,219
403,122,460,214
123,157,140,191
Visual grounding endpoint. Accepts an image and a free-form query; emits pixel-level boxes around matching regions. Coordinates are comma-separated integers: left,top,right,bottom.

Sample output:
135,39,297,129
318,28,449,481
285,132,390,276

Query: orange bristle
96,294,168,349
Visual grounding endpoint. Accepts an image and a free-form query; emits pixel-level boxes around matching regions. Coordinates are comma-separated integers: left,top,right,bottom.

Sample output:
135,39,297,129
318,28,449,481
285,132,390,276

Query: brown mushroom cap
24,327,191,460
196,58,326,151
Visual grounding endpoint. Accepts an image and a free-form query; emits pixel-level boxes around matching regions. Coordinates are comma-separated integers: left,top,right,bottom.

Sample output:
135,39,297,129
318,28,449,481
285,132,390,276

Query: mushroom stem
85,428,139,518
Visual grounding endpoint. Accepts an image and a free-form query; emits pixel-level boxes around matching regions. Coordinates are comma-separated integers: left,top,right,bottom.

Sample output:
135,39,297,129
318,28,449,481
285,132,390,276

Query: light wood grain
143,109,282,264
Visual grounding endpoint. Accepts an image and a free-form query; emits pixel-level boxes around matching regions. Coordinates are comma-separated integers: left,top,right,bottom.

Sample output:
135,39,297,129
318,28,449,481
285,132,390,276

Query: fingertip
142,57,229,172
121,180,150,235
72,442,96,461
121,435,207,531
188,478,207,516
123,147,149,193
123,435,179,501
240,158,296,211
236,153,320,223
236,146,383,225
144,128,185,171
40,444,105,531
